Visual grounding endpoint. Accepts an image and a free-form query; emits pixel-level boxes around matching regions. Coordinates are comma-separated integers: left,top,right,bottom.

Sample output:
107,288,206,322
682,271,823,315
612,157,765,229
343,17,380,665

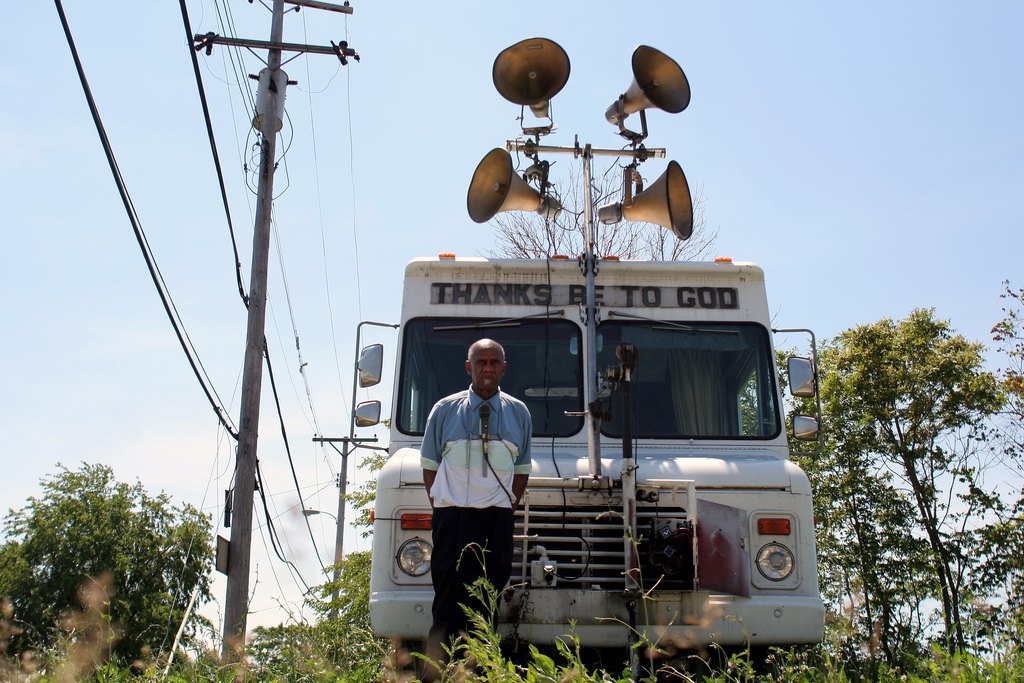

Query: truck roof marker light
401,513,433,530
438,253,456,260
714,256,733,263
602,255,620,261
758,518,792,535
551,254,570,260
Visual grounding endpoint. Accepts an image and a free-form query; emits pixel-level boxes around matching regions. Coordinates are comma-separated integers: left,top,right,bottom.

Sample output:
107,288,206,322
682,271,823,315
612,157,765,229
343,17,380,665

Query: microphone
479,404,491,476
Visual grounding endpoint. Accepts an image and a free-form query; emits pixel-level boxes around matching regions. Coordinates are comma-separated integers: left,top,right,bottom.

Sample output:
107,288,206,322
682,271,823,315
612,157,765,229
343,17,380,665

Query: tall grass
3,577,1022,681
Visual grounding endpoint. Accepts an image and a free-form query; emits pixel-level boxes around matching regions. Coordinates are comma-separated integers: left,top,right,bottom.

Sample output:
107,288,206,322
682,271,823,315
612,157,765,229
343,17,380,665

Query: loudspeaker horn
493,38,571,119
468,148,560,223
621,161,693,240
605,45,690,125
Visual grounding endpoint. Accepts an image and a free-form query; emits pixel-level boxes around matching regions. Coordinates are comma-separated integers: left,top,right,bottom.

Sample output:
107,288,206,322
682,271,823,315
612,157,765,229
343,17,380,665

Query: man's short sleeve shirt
420,387,532,508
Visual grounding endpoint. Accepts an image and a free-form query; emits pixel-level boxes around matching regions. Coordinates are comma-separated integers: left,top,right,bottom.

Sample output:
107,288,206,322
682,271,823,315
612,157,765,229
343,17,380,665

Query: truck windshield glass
598,321,781,439
397,317,584,437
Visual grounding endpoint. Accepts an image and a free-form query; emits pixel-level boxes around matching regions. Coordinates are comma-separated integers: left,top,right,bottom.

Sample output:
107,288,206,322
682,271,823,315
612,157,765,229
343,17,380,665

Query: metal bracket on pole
329,40,360,65
285,0,354,13
192,32,359,61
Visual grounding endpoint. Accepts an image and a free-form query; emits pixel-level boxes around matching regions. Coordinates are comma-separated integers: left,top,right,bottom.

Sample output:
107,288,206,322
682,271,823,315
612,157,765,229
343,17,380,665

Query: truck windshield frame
395,317,585,438
598,320,782,440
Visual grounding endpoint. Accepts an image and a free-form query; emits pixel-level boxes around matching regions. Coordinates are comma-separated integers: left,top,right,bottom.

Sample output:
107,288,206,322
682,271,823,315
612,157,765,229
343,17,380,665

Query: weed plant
2,577,1023,681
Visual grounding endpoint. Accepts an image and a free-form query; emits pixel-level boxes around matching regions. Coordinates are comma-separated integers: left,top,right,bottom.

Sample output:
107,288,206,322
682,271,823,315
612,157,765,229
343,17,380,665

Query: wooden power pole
221,0,285,655
193,0,357,658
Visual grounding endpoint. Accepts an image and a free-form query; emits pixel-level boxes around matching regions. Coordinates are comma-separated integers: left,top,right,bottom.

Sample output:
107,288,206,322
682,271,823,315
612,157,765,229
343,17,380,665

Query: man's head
466,339,506,399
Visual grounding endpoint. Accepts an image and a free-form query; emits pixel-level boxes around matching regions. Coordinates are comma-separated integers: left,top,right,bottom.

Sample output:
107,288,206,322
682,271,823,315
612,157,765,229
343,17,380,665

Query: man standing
420,339,532,671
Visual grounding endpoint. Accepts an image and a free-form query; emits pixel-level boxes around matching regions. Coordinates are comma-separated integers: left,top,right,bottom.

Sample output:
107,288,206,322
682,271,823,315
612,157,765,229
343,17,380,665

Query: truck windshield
598,321,781,439
396,317,585,437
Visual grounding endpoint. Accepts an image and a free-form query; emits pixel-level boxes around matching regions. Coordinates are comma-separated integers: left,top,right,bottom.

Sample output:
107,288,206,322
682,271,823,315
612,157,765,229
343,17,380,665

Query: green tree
811,433,933,674
820,310,1002,657
247,551,383,683
0,463,213,662
975,281,1024,650
992,280,1024,454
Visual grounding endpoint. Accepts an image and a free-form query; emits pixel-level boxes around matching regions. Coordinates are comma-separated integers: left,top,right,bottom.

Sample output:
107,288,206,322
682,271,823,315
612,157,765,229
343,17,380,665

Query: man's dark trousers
429,505,514,642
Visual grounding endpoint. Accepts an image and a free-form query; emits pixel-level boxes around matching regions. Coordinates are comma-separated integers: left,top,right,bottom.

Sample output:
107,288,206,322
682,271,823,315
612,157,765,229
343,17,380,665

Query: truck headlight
397,538,432,576
755,542,794,581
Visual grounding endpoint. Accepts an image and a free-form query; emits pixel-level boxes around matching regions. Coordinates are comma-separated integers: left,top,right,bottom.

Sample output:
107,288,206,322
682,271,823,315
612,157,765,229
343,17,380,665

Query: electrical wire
213,0,257,114
178,0,248,306
263,341,327,570
54,0,238,441
200,0,334,577
267,299,319,434
299,11,351,421
65,0,345,639
265,204,343,553
254,507,308,617
256,460,311,592
203,0,340,581
270,208,324,435
209,0,258,221
273,109,296,198
162,406,244,649
342,16,364,319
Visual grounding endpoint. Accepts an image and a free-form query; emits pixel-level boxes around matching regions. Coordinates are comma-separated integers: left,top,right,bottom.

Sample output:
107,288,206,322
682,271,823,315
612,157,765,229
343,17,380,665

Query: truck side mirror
793,415,819,441
787,357,816,398
358,344,384,388
354,400,381,427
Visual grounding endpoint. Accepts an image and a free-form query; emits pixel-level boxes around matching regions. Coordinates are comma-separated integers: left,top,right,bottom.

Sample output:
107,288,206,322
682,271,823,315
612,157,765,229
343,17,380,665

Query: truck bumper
370,588,824,647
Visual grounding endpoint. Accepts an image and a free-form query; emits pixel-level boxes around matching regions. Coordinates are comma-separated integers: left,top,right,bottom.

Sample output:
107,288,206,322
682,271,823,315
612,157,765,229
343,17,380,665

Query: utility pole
193,0,358,658
311,435,379,611
312,319,395,615
221,0,285,656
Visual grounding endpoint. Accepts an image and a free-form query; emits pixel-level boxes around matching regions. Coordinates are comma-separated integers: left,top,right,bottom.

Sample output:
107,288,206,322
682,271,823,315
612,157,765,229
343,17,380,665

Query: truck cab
367,255,824,653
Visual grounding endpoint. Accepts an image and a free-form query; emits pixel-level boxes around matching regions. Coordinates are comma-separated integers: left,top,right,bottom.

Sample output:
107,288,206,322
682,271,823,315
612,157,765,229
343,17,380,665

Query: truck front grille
512,505,695,591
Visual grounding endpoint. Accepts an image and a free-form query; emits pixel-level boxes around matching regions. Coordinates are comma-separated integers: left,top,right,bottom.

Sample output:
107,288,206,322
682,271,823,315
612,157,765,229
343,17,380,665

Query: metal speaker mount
621,160,693,240
605,45,690,126
492,37,571,119
467,148,561,223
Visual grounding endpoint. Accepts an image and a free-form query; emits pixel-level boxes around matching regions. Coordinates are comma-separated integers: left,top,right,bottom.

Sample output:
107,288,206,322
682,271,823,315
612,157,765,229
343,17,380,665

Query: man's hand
422,469,437,507
512,474,529,508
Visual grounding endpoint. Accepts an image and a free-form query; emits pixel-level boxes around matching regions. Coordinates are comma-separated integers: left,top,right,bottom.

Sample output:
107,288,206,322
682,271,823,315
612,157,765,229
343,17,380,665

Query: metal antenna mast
471,38,693,680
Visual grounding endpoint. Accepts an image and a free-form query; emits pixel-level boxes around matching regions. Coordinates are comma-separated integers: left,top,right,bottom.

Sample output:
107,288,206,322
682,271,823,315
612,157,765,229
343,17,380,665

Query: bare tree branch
485,161,717,261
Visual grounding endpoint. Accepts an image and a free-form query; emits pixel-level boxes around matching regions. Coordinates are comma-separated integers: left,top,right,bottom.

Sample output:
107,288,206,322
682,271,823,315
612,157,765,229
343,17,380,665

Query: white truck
360,254,824,657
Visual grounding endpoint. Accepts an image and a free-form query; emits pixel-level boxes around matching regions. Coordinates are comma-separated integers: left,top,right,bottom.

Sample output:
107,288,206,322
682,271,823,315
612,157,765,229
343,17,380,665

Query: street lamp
302,508,337,522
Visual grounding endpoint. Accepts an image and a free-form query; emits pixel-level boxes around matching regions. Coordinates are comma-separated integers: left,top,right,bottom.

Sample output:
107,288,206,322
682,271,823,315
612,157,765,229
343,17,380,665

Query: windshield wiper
606,310,739,335
433,309,566,332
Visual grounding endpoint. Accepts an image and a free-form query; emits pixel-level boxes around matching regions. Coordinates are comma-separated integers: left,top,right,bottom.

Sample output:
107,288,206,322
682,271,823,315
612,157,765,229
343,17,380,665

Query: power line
253,502,309,613
343,25,364,320
191,0,338,580
256,460,310,592
263,341,327,570
54,0,238,440
214,0,257,115
178,0,249,306
299,12,350,420
270,208,325,435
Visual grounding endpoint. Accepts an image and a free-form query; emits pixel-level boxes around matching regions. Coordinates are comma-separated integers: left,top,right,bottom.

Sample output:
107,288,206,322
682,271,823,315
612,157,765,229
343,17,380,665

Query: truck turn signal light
757,518,792,535
401,513,433,530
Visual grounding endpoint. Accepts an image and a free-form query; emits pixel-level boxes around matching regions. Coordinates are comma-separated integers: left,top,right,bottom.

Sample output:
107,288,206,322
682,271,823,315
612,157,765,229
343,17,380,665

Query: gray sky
4,1,1022,631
